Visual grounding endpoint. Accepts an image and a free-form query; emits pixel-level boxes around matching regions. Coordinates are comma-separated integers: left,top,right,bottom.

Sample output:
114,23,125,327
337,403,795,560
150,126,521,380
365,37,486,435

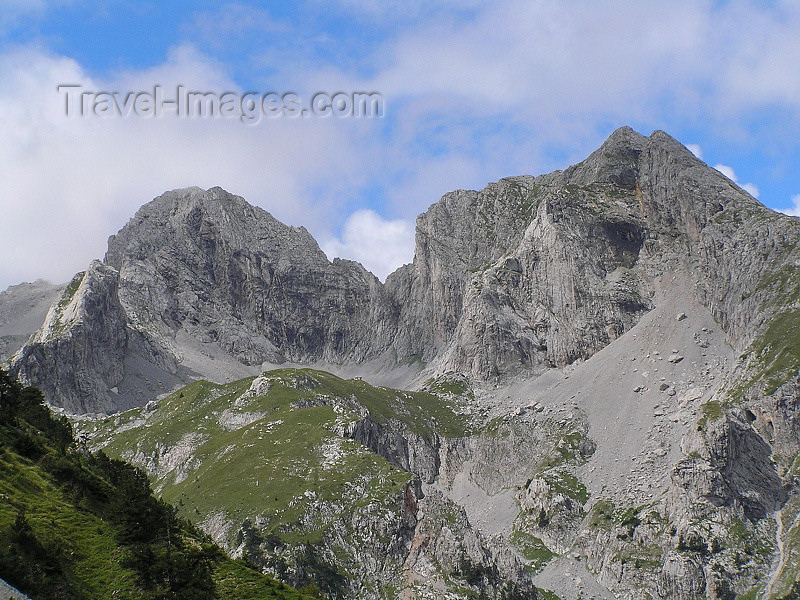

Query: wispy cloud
686,144,703,160
712,164,760,198
321,210,414,280
780,195,800,217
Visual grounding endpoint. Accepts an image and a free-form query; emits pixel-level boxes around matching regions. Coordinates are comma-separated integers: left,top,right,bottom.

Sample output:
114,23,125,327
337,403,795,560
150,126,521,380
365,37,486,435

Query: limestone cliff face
12,128,800,416
387,129,655,380
104,186,395,366
12,262,129,412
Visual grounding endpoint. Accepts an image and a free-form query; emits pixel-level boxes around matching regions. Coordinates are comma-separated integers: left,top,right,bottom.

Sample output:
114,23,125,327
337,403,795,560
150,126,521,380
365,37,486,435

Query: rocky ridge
0,279,63,363
10,128,692,413
13,126,800,598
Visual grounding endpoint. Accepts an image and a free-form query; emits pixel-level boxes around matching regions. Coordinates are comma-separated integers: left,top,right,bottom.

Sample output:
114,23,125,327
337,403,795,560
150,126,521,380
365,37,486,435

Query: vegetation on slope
82,368,482,594
0,368,312,600
79,368,486,595
87,371,409,536
729,244,800,402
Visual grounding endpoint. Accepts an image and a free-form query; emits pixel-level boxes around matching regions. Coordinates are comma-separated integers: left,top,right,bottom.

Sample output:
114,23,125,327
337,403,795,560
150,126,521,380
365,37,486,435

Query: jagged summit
567,127,696,190
10,126,800,598
105,186,327,271
12,127,800,414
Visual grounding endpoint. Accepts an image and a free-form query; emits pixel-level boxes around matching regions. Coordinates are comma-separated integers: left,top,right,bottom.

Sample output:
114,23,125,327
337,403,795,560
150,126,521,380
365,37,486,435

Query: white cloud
364,1,711,132
0,44,389,289
712,164,760,198
686,144,703,159
741,183,760,198
325,0,800,161
712,164,736,181
184,3,290,52
4,1,800,289
321,210,414,281
780,195,800,217
714,2,800,113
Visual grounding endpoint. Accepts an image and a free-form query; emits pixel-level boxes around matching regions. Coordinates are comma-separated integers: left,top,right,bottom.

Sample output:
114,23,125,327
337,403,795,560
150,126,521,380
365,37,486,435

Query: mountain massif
6,127,800,598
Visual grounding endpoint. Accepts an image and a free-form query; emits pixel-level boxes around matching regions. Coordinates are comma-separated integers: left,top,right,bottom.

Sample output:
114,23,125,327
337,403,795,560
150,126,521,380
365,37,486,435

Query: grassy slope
0,374,312,600
79,369,482,595
0,434,138,598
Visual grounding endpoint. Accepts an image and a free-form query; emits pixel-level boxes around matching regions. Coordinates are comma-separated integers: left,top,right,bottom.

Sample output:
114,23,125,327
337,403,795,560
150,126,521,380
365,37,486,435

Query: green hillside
82,368,477,596
0,368,313,600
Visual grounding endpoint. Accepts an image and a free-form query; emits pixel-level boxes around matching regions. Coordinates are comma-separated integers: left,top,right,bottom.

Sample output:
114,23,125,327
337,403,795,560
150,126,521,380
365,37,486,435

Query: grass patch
543,470,589,505
510,529,556,571
743,309,800,396
587,499,615,529
48,271,85,335
697,400,724,429
612,544,662,570
730,259,800,401
56,271,84,310
214,559,311,599
422,373,475,400
0,446,141,597
556,431,587,463
301,369,473,438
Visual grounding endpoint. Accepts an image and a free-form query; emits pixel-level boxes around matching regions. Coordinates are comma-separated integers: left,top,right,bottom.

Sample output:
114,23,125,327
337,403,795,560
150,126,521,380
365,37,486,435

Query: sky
1,0,800,290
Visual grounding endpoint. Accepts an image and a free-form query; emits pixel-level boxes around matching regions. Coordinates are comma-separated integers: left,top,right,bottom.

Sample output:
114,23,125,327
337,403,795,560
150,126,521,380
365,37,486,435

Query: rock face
6,128,703,413
12,263,129,412
13,187,397,412
103,187,394,366
387,128,656,380
38,125,800,598
0,279,64,362
343,415,441,484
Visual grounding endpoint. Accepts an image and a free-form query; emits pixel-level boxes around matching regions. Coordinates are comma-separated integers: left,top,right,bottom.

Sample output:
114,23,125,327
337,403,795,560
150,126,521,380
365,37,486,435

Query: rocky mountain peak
105,186,327,272
564,126,647,188
12,127,800,414
10,126,800,599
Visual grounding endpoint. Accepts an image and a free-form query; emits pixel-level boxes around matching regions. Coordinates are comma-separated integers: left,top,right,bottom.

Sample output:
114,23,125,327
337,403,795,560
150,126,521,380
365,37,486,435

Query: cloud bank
2,1,800,289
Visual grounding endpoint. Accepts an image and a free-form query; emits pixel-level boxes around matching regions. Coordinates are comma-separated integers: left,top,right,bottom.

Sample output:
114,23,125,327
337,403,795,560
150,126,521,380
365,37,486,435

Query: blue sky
1,0,799,289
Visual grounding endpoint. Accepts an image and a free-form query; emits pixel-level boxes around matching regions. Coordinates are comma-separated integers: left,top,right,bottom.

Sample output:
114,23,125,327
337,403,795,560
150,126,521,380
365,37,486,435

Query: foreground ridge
0,368,313,599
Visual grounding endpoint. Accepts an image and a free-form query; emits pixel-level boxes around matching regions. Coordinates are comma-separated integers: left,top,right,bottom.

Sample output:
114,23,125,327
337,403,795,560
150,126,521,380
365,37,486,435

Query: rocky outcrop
656,552,707,600
670,413,787,522
0,279,64,362
104,186,396,366
386,133,655,380
344,416,441,484
12,188,399,412
18,127,800,413
11,262,130,412
402,489,538,598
